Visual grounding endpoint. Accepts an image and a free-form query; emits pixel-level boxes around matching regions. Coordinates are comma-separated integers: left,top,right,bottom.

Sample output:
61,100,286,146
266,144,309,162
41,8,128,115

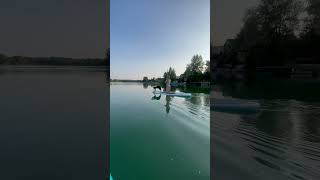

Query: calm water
0,66,108,180
212,80,320,180
110,83,210,180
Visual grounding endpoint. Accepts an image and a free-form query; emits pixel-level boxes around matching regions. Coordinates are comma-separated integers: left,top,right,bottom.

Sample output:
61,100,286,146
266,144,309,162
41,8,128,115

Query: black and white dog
153,86,162,91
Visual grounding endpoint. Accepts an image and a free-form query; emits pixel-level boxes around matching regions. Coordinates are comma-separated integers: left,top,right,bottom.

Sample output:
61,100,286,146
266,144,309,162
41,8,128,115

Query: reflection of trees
235,100,320,178
236,104,292,167
216,80,320,101
237,100,302,140
143,83,148,89
218,81,320,142
238,0,303,65
189,96,202,105
237,100,320,144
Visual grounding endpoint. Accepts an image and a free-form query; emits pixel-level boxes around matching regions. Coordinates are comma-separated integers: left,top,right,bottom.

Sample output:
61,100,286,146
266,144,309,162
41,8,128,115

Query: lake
0,66,108,180
110,83,210,180
212,79,320,180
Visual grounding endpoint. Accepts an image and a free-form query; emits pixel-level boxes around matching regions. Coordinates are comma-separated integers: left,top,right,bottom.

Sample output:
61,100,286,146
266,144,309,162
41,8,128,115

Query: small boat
153,91,192,97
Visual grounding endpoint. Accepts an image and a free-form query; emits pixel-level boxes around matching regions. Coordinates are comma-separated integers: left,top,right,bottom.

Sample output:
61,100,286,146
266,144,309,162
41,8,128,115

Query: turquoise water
111,83,210,180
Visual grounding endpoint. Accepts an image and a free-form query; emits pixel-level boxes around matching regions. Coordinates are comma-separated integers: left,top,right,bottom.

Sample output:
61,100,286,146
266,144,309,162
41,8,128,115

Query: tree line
143,54,210,83
215,0,320,69
0,48,110,66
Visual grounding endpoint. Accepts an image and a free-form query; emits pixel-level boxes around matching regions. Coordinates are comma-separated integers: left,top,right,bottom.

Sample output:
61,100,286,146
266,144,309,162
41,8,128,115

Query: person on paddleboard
165,77,172,93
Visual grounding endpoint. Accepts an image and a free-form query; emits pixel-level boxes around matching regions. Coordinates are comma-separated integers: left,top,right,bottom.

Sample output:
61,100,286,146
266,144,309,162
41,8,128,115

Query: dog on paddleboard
153,86,162,91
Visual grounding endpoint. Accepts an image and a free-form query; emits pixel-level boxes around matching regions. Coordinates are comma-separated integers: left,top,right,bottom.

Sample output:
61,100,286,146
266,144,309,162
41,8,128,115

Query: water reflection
213,80,320,180
165,96,173,114
150,94,174,114
143,83,148,89
0,66,108,180
111,83,210,180
150,87,210,115
151,94,161,100
236,101,320,178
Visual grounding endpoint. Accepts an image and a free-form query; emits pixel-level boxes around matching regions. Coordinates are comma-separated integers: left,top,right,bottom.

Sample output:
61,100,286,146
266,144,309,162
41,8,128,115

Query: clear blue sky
111,0,210,80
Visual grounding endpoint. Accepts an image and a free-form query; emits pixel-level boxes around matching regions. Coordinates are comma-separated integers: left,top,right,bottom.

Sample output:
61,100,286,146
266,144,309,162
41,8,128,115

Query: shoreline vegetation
0,49,110,66
0,55,107,66
213,0,320,81
111,54,210,88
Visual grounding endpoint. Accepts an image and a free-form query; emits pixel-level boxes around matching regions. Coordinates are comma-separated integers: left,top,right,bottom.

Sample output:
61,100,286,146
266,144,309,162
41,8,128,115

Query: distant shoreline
111,80,142,82
0,55,108,66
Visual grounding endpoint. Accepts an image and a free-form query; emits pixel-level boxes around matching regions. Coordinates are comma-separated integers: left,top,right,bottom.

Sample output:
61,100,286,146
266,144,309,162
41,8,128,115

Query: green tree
143,76,148,82
258,0,302,41
234,0,303,66
182,55,206,82
184,64,193,77
235,7,263,49
236,0,302,47
301,0,320,38
163,67,177,80
189,55,204,73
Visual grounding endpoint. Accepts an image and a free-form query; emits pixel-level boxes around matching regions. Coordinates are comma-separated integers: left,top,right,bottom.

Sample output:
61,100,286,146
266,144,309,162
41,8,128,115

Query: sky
111,0,210,80
212,0,259,46
0,0,107,58
0,0,259,67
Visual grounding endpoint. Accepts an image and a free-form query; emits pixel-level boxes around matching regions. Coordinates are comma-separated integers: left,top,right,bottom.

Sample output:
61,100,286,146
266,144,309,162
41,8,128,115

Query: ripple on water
165,95,210,139
212,99,320,180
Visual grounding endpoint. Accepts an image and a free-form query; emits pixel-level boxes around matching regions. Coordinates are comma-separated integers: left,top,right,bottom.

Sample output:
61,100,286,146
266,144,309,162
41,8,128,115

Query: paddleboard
153,91,192,97
110,174,113,180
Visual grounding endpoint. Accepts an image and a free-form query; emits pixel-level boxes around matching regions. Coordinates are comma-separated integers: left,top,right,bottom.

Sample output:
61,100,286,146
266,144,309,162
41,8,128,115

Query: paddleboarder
165,78,171,92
